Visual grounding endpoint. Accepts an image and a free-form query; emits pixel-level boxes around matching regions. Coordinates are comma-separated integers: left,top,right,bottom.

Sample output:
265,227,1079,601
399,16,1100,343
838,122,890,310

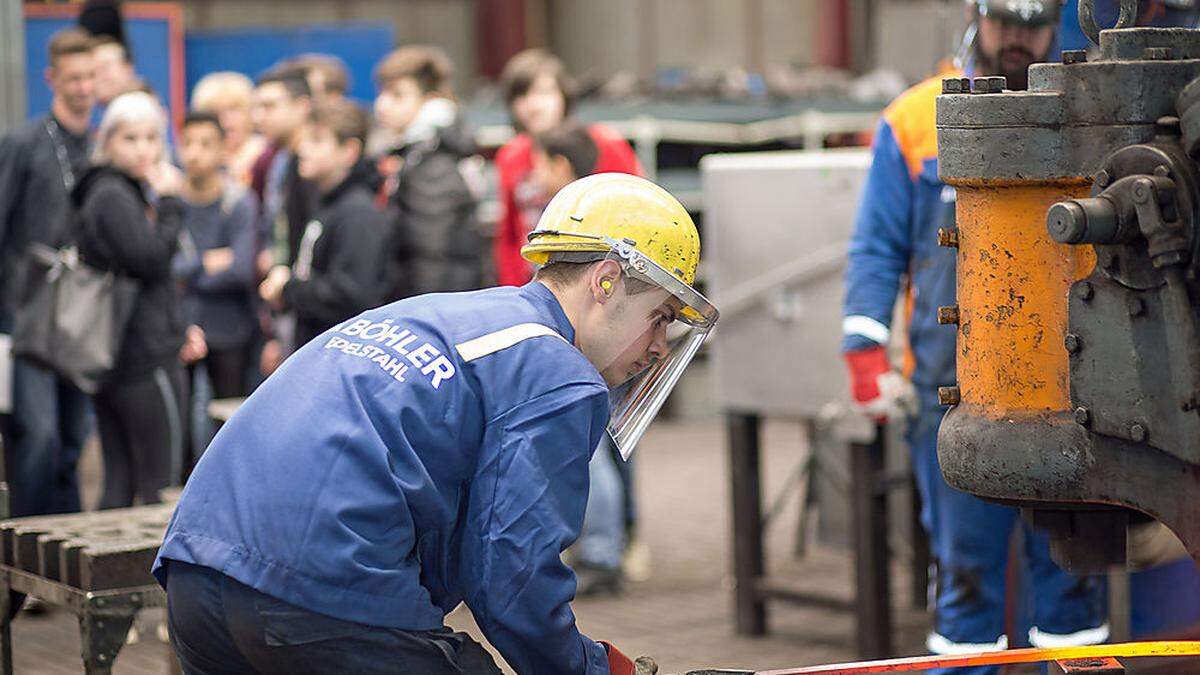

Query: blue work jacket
153,281,612,675
842,71,961,411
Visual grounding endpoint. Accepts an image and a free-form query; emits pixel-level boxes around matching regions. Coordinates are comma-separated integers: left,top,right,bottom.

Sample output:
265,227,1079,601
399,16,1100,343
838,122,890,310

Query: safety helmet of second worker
960,0,1061,90
522,173,718,459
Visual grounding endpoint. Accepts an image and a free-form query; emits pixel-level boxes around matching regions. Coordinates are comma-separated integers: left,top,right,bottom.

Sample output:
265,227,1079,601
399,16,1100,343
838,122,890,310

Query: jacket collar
523,281,576,345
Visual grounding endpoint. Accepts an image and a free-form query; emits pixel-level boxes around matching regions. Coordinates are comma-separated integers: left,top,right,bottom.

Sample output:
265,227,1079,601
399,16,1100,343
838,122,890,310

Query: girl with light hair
73,90,195,508
191,71,267,184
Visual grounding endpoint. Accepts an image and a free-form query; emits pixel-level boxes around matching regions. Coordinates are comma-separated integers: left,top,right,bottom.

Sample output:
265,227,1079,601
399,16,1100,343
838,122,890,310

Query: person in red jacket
493,49,642,286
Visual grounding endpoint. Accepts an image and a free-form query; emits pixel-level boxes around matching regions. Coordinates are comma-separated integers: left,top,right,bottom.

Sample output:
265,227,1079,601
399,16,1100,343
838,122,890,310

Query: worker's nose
648,323,669,361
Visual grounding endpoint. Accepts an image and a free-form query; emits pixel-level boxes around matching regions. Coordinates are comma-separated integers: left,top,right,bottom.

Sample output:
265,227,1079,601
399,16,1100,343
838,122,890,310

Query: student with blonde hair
76,91,190,507
191,71,267,185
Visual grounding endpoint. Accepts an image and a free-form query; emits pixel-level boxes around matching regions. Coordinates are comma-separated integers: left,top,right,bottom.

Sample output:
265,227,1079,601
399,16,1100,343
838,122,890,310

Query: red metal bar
755,641,1200,674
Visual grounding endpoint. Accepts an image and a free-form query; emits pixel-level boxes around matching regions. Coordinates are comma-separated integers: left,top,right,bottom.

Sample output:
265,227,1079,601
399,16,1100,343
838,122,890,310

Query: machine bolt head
1127,296,1146,316
1154,164,1172,178
1095,170,1111,188
937,305,960,325
1062,49,1088,64
1047,201,1088,244
1075,281,1095,302
937,227,960,248
1064,333,1082,354
938,386,961,406
985,76,1007,93
1129,423,1148,442
942,78,964,94
1074,407,1091,426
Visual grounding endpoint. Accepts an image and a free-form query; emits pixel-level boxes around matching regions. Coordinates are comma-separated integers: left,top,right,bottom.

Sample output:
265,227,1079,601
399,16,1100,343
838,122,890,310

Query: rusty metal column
851,424,891,658
728,412,766,635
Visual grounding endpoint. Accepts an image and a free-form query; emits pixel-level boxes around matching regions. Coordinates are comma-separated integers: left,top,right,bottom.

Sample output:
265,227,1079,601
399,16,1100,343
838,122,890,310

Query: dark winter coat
386,116,483,299
72,165,185,382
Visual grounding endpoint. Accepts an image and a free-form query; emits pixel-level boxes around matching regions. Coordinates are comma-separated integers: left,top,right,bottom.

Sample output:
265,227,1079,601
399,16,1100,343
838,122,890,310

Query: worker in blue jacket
842,2,1108,672
153,172,717,675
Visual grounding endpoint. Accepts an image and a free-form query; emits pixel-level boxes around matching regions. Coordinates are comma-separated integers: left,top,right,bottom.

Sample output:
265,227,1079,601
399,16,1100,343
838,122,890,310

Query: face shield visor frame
536,233,718,459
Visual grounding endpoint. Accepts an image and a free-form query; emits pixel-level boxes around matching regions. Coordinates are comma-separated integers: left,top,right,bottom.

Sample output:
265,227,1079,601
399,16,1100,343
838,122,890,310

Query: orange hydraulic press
934,0,1200,572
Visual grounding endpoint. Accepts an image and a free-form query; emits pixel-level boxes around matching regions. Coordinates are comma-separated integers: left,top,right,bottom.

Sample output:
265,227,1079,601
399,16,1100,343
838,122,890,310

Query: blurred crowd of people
0,21,646,605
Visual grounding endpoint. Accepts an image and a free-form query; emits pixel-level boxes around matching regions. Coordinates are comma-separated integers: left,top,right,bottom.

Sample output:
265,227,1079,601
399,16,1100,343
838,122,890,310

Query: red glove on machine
844,344,916,421
601,641,658,675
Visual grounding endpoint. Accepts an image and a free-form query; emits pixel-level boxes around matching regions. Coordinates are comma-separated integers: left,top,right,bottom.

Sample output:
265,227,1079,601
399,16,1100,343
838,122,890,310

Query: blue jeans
578,436,625,570
165,561,501,675
8,357,91,516
909,408,1108,675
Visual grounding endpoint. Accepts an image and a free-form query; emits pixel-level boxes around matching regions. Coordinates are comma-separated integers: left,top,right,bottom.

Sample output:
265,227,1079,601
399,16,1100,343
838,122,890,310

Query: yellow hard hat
521,173,701,288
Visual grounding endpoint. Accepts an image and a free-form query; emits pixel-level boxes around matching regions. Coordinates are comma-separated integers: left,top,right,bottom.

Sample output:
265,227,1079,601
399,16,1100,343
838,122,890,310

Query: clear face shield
580,238,719,459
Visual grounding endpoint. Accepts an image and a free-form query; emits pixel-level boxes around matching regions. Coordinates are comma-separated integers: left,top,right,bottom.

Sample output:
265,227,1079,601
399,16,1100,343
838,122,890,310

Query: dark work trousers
94,364,186,508
8,356,91,517
165,561,503,675
207,342,256,399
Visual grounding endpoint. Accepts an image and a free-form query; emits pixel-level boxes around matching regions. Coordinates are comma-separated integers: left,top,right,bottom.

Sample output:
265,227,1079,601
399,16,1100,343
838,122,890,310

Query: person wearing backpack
74,91,188,508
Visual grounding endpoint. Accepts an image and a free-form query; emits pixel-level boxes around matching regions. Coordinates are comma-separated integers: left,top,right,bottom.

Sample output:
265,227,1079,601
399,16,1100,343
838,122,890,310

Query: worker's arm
842,118,916,418
463,381,613,675
842,117,914,353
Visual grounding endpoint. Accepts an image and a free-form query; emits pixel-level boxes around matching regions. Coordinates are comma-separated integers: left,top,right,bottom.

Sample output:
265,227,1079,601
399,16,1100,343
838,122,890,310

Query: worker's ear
590,260,622,304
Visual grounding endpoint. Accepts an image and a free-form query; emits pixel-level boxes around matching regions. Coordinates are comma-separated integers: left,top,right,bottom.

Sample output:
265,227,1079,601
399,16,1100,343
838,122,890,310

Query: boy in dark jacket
374,45,483,298
259,101,391,350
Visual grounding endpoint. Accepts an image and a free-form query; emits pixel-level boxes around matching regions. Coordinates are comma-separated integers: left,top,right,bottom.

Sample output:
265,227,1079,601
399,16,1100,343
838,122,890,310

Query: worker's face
92,43,136,106
975,15,1056,90
531,148,576,197
375,77,427,135
252,83,310,146
106,118,162,181
512,73,566,136
179,122,225,180
46,51,96,117
577,263,675,387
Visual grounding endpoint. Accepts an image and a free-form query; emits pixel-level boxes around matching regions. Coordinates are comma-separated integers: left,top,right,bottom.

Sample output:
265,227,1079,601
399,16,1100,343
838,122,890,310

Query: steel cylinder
952,182,1096,416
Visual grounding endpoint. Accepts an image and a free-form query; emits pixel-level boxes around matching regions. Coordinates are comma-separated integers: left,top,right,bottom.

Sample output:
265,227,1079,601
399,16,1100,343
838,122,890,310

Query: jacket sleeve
463,382,613,675
0,131,30,257
492,145,529,287
281,206,388,325
842,118,914,352
193,193,258,293
89,186,183,282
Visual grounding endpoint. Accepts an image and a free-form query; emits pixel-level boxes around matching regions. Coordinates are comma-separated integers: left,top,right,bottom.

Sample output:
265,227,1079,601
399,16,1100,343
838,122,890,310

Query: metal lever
1079,0,1139,47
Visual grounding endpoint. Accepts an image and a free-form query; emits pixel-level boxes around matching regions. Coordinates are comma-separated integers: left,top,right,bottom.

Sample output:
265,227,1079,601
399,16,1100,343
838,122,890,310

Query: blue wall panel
185,23,394,105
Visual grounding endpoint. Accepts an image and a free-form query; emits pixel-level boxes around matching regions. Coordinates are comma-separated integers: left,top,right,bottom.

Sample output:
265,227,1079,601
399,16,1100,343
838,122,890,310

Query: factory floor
9,414,939,674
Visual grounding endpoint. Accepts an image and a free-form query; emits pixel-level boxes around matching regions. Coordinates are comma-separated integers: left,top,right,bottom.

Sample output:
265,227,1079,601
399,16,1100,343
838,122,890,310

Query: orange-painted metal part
753,641,1200,674
952,182,1096,417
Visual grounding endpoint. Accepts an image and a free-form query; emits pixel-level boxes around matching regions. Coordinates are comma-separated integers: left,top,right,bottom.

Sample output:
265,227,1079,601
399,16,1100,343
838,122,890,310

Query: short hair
93,91,167,165
500,49,576,128
47,27,96,67
374,45,454,97
533,124,598,179
91,35,130,63
310,100,369,146
256,64,311,100
295,53,350,96
182,110,224,138
191,71,254,112
533,260,658,295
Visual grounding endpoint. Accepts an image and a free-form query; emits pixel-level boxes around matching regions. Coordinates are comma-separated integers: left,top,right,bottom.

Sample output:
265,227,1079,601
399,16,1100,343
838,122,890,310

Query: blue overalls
842,72,1108,673
154,282,613,675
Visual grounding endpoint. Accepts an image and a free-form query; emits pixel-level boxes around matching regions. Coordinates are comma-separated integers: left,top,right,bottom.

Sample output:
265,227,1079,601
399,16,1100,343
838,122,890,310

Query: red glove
600,642,658,675
844,345,917,421
844,345,891,405
601,642,636,675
